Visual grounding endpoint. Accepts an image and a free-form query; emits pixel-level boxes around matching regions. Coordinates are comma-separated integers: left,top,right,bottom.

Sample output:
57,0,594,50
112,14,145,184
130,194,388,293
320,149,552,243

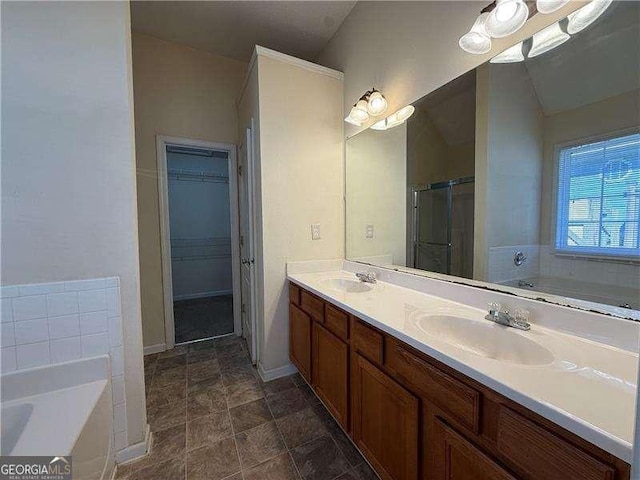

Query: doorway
157,136,241,348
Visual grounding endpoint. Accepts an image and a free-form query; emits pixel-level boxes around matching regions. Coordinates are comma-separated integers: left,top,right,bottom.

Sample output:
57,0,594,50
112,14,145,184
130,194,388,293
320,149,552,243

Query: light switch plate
366,224,374,239
311,223,321,240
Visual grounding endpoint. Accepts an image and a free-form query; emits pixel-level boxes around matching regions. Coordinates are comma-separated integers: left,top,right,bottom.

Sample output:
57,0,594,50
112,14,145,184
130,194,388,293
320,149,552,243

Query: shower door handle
241,258,255,265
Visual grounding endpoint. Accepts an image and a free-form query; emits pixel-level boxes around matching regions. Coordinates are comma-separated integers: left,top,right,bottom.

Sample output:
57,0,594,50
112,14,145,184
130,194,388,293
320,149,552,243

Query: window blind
555,132,640,258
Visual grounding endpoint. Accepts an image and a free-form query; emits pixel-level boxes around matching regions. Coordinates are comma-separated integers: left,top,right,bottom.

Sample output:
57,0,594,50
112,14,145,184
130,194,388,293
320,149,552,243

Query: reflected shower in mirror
346,1,640,316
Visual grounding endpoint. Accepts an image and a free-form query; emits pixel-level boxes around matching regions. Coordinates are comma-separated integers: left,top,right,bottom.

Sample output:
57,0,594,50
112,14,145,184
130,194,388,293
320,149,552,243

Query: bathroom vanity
287,266,636,480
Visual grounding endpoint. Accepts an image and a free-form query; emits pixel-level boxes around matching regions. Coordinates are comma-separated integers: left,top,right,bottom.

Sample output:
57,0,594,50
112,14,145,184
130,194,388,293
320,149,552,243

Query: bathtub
1,355,114,480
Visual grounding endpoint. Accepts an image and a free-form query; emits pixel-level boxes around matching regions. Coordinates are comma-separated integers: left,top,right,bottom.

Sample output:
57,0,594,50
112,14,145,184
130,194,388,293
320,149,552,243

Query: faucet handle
514,307,530,323
488,302,501,315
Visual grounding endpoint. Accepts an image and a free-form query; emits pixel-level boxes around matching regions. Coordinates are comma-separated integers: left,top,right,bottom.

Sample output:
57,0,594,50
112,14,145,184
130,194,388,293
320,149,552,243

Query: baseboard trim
143,343,166,356
257,361,298,382
116,424,151,464
173,290,233,301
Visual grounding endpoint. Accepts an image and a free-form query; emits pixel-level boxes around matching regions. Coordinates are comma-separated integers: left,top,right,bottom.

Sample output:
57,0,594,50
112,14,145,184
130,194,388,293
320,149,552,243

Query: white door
238,125,257,364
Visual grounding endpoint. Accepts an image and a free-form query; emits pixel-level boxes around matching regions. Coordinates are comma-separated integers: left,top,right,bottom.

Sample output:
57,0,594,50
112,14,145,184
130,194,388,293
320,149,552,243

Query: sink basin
320,278,373,293
413,314,554,366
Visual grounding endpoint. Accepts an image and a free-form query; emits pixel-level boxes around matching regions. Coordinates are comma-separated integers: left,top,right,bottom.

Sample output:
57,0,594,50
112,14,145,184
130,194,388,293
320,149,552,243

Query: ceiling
130,1,357,63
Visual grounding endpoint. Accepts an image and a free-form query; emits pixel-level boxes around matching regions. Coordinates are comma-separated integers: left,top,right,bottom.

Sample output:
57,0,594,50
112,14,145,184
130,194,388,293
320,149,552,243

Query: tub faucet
356,272,377,284
518,280,534,288
485,303,531,331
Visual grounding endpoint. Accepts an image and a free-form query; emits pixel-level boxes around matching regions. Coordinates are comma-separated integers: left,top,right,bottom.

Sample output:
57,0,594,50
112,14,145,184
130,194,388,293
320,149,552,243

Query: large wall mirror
346,1,640,319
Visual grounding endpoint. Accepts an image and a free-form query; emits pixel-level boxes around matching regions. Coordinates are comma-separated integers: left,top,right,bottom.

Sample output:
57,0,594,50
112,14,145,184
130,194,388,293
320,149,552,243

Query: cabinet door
433,419,516,480
312,323,349,429
352,354,419,480
289,304,312,382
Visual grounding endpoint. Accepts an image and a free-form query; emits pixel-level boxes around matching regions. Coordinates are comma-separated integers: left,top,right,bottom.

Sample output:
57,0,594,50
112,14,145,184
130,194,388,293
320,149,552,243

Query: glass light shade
490,42,525,63
348,99,370,124
371,105,415,130
567,0,612,34
344,114,362,126
485,0,529,38
528,22,570,58
459,12,492,54
367,91,388,116
536,0,570,14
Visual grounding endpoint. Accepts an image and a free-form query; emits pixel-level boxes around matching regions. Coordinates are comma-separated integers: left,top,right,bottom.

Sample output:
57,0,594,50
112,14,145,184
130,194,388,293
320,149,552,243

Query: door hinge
241,303,246,314
238,164,243,176
240,235,244,246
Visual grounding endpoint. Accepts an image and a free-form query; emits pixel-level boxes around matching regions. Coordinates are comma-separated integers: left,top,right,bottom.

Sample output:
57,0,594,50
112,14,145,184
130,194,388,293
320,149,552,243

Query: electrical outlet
366,224,374,239
311,223,321,240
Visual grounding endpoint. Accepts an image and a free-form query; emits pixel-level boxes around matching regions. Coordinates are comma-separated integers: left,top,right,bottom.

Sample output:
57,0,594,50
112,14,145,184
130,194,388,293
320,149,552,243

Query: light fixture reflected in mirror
370,105,415,131
459,12,492,54
567,0,613,34
345,88,389,125
485,0,529,38
528,22,570,58
536,0,570,15
367,90,388,116
490,41,525,63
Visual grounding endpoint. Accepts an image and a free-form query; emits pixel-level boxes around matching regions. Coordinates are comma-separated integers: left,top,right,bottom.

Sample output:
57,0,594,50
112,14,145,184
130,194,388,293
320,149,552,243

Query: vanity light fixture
490,41,526,63
459,12,492,54
536,0,570,15
370,105,415,131
485,0,529,38
528,22,570,58
566,0,612,34
345,88,388,125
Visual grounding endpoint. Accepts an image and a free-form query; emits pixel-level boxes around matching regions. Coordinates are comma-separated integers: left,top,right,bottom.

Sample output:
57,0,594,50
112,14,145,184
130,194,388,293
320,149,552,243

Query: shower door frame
410,176,475,274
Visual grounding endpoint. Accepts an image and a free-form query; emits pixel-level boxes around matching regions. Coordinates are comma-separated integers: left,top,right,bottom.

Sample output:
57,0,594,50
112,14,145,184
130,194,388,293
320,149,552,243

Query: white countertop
287,268,638,463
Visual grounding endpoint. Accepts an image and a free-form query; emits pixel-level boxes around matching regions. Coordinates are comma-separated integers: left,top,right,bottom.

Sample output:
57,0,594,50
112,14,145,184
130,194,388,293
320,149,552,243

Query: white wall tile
47,292,78,317
78,289,106,313
0,286,19,298
112,375,125,405
13,295,47,321
0,298,13,323
50,337,82,363
14,318,49,345
48,314,80,340
113,403,126,433
81,332,110,356
65,278,106,292
16,341,50,369
105,277,119,288
106,288,121,317
80,311,108,335
114,431,127,451
19,282,65,296
110,345,124,375
1,346,17,372
1,322,15,347
108,316,122,347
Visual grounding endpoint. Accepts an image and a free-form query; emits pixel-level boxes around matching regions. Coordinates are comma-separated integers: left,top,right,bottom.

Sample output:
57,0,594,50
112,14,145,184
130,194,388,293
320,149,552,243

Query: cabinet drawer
300,290,324,323
289,283,300,306
325,304,349,341
353,320,384,365
497,407,615,480
389,342,480,433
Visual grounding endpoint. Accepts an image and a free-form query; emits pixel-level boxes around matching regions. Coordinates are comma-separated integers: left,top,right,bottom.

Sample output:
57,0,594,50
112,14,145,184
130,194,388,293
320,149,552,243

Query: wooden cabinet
288,282,630,480
352,353,419,480
289,303,312,382
433,420,516,480
312,322,349,429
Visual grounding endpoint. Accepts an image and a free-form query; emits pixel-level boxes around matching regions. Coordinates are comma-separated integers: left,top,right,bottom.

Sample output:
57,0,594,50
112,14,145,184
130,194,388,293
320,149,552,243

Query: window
555,132,640,259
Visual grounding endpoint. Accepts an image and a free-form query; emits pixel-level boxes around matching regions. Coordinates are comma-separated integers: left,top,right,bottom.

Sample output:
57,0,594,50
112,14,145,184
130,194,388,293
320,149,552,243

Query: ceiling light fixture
566,0,612,34
536,0,570,15
459,12,492,54
490,41,525,63
370,105,415,131
528,22,570,58
485,0,529,38
345,88,388,125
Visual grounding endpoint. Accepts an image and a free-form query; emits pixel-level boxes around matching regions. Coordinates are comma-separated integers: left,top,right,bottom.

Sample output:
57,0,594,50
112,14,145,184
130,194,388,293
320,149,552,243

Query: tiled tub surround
287,260,639,463
115,336,378,480
0,277,128,451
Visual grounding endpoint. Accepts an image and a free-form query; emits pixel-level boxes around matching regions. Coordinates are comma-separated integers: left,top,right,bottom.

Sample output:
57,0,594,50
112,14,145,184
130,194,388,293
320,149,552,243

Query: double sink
319,277,554,367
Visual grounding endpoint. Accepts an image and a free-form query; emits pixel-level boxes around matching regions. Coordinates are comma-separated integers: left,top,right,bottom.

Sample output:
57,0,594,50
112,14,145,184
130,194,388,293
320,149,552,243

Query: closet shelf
171,253,232,262
168,169,229,184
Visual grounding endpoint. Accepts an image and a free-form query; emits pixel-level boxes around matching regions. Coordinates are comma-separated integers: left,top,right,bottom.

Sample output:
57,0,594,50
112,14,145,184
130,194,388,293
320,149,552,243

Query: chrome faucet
485,303,531,331
355,272,377,284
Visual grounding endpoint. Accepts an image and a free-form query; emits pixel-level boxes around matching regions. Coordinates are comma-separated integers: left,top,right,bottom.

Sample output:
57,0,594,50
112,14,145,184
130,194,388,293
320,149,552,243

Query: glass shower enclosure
411,176,475,279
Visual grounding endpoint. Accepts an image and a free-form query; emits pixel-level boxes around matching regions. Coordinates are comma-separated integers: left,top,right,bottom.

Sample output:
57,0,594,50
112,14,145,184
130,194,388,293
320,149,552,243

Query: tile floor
116,335,379,480
173,296,234,343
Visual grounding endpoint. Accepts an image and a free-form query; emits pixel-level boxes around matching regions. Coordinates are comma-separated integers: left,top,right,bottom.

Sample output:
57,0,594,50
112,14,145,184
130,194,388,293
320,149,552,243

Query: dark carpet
173,295,234,343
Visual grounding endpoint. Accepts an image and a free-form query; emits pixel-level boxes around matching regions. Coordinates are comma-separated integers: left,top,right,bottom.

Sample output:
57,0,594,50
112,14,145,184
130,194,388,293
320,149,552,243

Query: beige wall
346,125,407,265
131,33,247,348
1,1,146,448
257,54,344,373
317,1,584,139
